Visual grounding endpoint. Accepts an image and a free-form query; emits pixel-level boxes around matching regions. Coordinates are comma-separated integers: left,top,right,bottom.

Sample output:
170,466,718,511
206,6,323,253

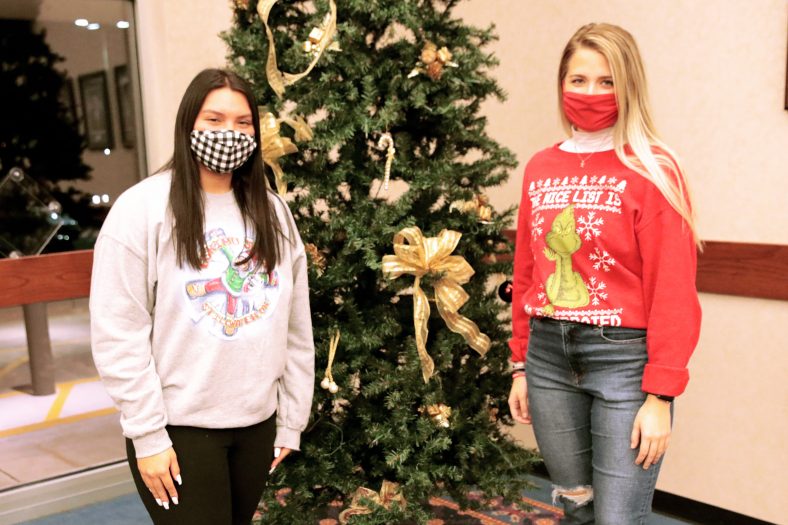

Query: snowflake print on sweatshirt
576,211,604,240
589,248,616,272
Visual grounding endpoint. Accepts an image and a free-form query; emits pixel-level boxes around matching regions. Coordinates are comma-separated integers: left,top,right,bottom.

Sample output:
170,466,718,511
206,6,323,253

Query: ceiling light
116,20,130,29
75,19,89,27
87,22,100,30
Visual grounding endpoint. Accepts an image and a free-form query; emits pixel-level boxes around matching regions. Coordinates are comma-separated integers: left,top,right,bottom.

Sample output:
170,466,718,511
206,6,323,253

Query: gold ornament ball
328,381,339,394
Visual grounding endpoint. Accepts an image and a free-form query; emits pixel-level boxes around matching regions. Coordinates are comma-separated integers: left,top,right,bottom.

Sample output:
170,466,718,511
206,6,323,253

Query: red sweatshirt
510,144,701,397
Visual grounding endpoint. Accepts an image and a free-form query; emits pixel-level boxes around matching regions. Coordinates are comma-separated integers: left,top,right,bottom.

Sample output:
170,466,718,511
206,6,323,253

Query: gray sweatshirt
90,172,314,458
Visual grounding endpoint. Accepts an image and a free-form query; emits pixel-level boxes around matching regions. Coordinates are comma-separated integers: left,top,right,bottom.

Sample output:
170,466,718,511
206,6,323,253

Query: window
0,0,143,493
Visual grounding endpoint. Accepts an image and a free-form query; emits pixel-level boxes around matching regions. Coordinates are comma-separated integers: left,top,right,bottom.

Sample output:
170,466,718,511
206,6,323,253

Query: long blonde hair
558,23,701,247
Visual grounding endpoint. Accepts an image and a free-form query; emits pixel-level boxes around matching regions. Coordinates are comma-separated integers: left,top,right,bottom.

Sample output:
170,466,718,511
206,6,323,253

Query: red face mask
562,91,618,131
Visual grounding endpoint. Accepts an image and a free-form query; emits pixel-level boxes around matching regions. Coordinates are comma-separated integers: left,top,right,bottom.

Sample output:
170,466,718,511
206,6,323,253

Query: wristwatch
652,394,674,402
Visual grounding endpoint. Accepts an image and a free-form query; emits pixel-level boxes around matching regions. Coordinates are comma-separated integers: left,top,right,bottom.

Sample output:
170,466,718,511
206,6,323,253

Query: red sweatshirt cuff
508,337,529,364
641,363,689,397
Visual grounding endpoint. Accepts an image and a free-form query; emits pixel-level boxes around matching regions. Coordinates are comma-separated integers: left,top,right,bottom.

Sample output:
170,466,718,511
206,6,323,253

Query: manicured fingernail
274,447,281,458
176,474,182,485
268,466,276,475
172,497,179,505
163,501,170,510
155,498,163,507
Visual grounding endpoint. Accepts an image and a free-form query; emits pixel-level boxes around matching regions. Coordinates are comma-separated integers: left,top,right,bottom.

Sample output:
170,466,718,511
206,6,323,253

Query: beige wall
452,2,788,523
454,0,788,245
135,0,234,172
134,1,788,522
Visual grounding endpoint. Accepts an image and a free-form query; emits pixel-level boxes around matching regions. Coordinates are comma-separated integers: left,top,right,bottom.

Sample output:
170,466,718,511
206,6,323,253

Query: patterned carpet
21,475,692,525
254,490,564,524
425,493,563,524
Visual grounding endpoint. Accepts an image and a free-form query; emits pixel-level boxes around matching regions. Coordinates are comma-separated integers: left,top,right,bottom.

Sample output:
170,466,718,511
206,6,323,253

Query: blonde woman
508,24,701,523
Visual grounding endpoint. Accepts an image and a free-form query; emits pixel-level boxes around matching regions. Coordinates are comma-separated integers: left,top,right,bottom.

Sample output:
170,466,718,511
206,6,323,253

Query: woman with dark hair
508,24,701,523
90,68,314,524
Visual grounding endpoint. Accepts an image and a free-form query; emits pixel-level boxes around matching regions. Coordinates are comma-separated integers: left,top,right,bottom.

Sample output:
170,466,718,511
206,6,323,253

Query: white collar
559,126,615,153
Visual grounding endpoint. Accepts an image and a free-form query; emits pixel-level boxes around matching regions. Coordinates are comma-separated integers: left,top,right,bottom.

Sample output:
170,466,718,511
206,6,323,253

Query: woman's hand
631,395,672,469
137,447,181,509
268,447,292,474
508,375,531,424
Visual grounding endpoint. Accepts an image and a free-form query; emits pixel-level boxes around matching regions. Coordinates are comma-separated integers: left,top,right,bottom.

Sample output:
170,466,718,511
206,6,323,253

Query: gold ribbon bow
258,0,338,98
260,112,312,195
338,481,406,524
382,227,491,382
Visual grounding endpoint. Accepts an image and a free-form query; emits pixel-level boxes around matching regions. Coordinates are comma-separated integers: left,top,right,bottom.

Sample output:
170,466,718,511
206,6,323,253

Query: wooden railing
0,250,93,395
0,250,94,308
0,240,785,395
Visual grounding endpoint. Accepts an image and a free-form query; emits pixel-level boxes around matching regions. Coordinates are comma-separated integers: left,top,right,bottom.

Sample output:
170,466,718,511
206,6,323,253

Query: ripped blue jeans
526,317,667,525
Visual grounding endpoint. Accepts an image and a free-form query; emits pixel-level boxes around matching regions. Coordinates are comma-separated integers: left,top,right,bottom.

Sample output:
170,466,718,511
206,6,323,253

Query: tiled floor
0,299,95,392
0,413,125,489
0,299,125,491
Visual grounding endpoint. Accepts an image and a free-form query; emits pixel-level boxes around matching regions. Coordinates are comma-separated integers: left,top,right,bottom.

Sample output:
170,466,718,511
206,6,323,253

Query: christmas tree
224,1,537,522
0,20,98,255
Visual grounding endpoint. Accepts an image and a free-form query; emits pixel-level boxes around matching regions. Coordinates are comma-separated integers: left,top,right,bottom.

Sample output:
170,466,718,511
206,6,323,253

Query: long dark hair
158,68,281,271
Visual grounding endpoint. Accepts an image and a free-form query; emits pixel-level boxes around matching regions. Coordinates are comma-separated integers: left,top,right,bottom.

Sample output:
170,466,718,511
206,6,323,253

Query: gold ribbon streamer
258,0,338,98
382,227,491,382
338,481,406,524
260,112,312,196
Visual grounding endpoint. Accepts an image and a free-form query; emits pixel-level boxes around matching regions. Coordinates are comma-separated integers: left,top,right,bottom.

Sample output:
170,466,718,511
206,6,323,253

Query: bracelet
512,371,526,379
510,361,526,372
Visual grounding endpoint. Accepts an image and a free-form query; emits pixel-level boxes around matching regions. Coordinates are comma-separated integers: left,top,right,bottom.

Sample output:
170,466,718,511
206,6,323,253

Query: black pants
126,414,276,525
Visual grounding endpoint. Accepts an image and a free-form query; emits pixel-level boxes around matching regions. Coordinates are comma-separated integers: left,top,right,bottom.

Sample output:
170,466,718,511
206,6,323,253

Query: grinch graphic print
526,174,625,326
185,228,281,338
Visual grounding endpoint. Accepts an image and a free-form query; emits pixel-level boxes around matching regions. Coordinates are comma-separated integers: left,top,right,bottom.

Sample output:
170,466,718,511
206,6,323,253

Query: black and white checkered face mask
190,129,258,173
